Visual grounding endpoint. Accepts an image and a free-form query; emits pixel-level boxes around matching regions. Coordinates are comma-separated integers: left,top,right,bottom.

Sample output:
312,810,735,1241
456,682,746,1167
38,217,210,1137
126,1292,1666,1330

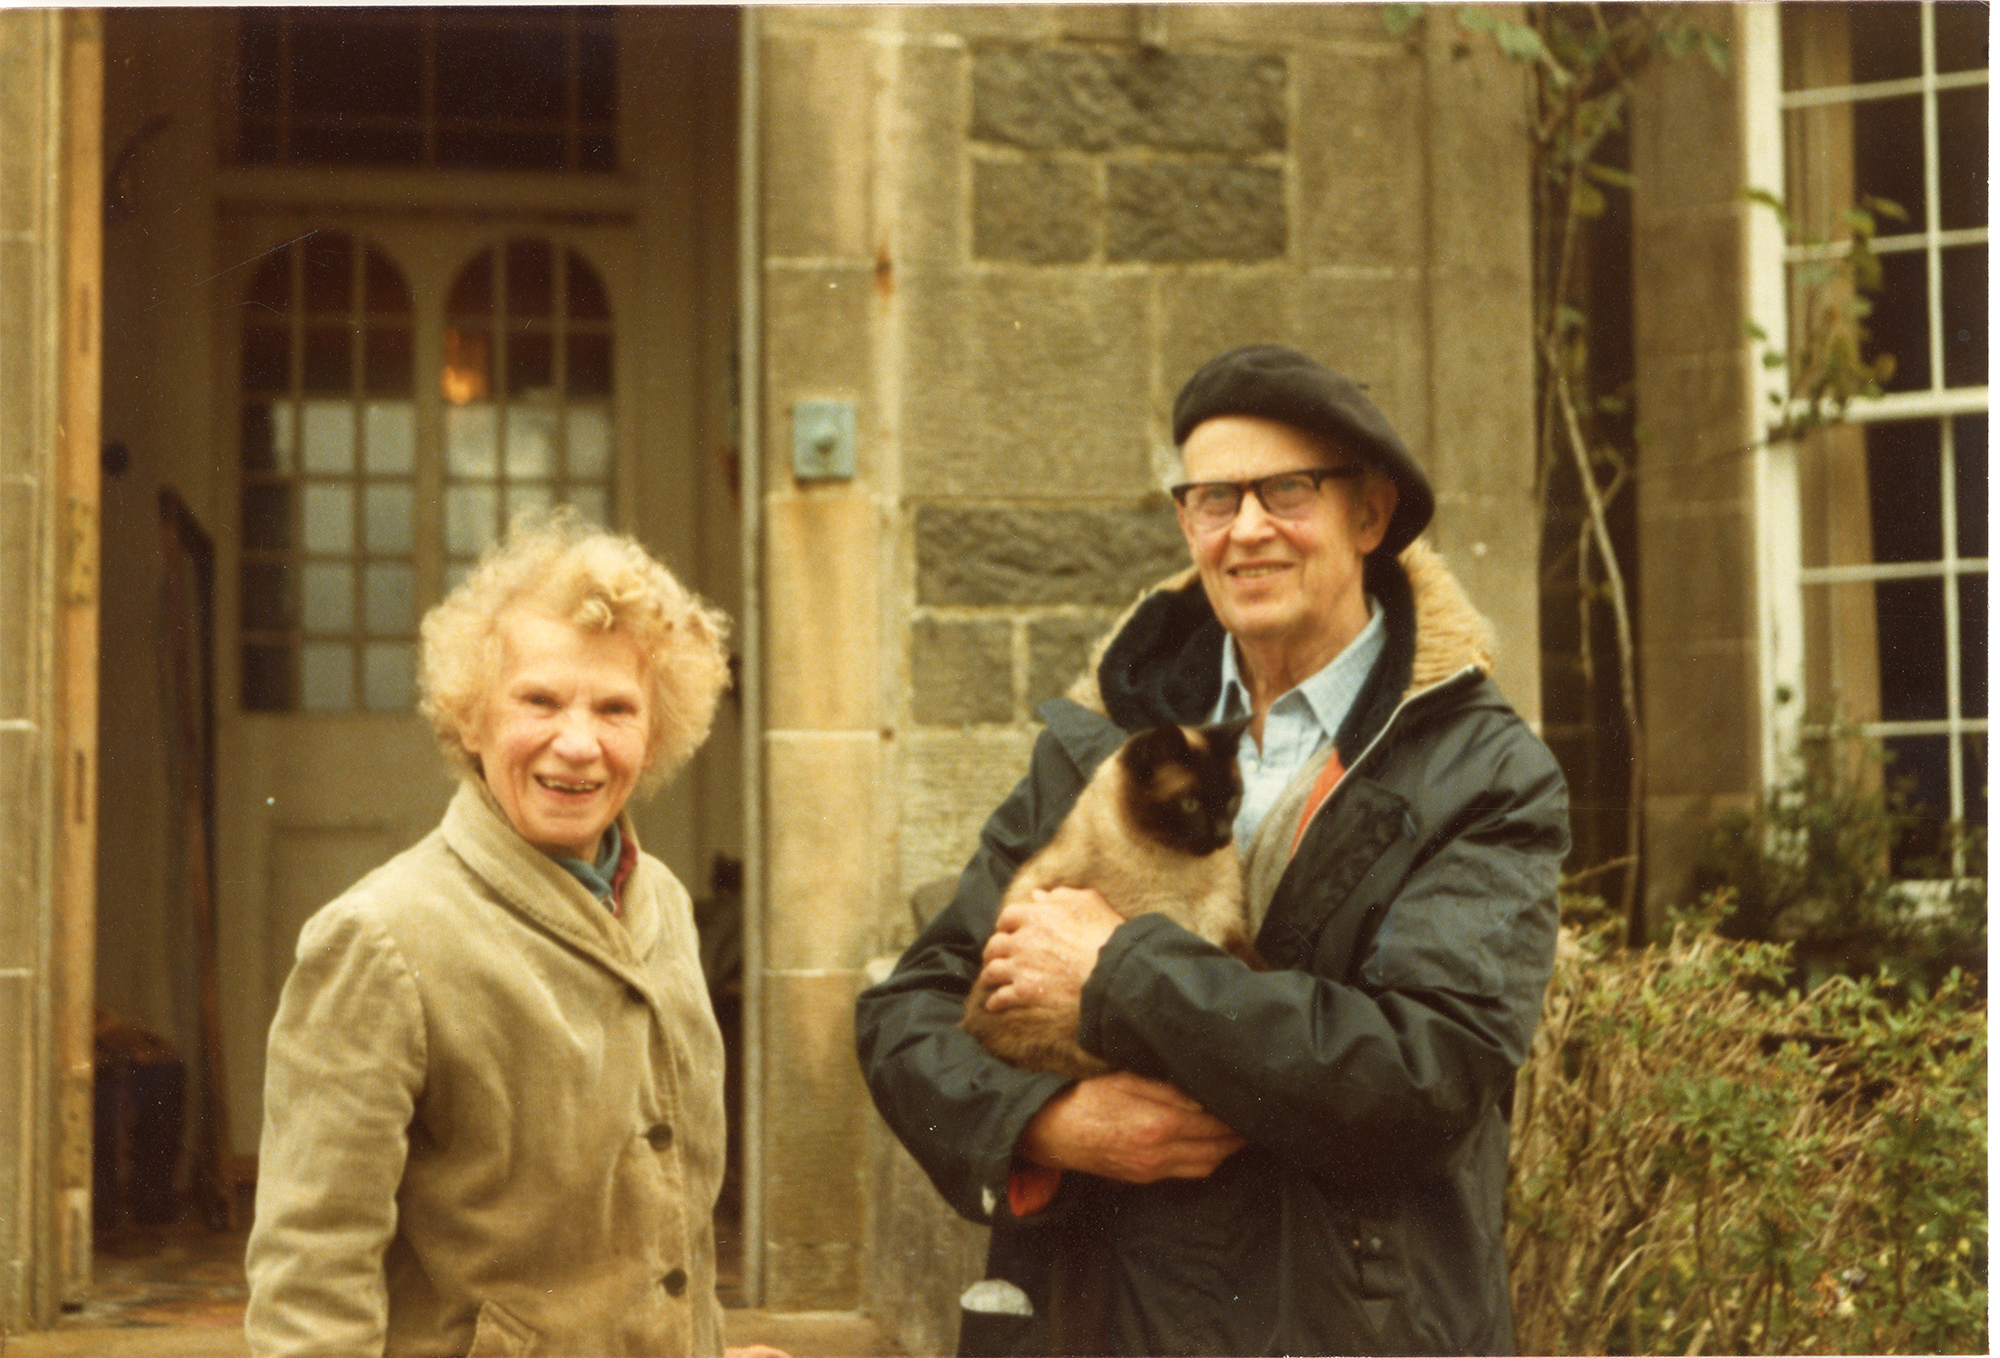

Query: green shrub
1508,921,1986,1355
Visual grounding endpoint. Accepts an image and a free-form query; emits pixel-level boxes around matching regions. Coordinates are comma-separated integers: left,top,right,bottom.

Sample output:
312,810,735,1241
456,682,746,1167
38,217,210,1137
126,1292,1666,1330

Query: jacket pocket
466,1299,540,1358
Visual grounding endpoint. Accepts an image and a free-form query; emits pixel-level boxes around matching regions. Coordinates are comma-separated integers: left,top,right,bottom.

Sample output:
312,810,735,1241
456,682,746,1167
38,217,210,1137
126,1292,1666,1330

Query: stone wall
752,4,1539,1335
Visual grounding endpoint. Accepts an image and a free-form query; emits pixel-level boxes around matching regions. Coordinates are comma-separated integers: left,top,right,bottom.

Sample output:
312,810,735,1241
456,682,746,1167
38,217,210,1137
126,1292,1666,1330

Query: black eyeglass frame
1169,466,1365,523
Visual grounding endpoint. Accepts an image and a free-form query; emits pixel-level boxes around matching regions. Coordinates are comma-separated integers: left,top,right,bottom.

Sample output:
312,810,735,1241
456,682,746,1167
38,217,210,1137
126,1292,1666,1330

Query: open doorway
91,1,746,1312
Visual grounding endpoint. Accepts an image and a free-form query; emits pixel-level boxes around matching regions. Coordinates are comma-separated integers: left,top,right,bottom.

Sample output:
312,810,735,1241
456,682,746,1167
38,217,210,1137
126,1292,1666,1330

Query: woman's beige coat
245,780,727,1357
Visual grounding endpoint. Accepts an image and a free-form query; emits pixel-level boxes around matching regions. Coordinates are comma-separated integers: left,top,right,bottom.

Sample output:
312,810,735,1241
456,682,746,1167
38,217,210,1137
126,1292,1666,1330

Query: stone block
0,16,49,237
899,6,1055,42
1027,612,1116,708
1055,5,1139,43
762,491,880,731
761,969,869,1307
891,38,970,270
1640,641,1760,796
1635,355,1759,503
0,241,44,479
915,504,1188,607
1296,52,1424,268
1644,789,1758,920
0,727,39,967
972,158,1096,264
764,731,882,970
901,271,1152,497
1158,273,1425,454
899,728,1036,892
1106,162,1285,263
0,479,37,722
1631,8,1746,219
1632,209,1749,363
761,27,874,260
1419,502,1540,723
1169,4,1397,45
867,1116,989,1358
911,617,1015,725
1638,503,1757,649
762,262,875,488
971,49,1285,153
1421,271,1536,500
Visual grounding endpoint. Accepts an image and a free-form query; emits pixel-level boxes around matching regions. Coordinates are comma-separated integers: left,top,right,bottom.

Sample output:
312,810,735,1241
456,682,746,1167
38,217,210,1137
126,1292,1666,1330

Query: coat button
662,1267,688,1297
646,1123,673,1150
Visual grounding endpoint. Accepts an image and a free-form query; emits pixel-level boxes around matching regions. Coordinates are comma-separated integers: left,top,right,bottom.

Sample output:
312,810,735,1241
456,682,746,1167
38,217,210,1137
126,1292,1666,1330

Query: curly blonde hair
418,509,731,793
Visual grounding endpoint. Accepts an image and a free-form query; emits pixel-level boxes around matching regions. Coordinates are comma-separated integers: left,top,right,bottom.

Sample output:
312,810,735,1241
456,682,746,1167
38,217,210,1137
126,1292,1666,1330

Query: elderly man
856,346,1568,1356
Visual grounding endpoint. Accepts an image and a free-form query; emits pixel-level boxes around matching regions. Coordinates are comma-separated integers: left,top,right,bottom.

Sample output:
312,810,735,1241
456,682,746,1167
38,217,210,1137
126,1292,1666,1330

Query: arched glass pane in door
441,239,615,583
240,230,418,713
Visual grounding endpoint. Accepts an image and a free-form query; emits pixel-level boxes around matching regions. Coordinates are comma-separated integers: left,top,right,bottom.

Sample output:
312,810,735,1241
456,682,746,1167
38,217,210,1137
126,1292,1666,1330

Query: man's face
1176,414,1397,667
461,609,652,860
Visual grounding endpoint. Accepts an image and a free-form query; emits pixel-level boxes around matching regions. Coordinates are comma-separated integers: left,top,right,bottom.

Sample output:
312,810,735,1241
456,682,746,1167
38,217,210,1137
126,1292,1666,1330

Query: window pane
507,330,555,395
242,327,290,391
300,402,354,473
364,563,415,634
290,17,423,119
1853,93,1924,221
364,483,413,555
364,327,413,397
578,27,616,122
448,251,494,319
1963,734,1987,831
241,562,293,632
242,482,291,552
364,245,411,314
1867,419,1944,564
245,246,291,314
364,643,416,712
506,481,554,524
507,239,555,318
447,484,499,556
302,326,353,392
241,644,292,712
437,129,567,174
300,233,353,313
566,252,609,319
300,642,355,712
568,332,612,397
1875,577,1949,721
1870,249,1931,393
363,402,415,475
1954,416,1986,560
446,404,499,478
1849,2,1922,84
302,482,355,555
1883,733,1953,876
1941,244,1987,390
437,26,564,121
569,408,611,477
302,562,355,632
507,407,557,478
1960,573,1987,719
443,328,492,404
1938,84,1988,232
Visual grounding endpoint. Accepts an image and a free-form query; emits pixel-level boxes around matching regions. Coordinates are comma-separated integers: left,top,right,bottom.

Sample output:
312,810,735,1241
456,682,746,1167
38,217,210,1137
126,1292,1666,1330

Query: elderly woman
246,513,764,1358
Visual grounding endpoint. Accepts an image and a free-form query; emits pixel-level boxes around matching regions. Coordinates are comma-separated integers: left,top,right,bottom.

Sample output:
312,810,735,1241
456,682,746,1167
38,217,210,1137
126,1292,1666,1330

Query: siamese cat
962,719,1258,1079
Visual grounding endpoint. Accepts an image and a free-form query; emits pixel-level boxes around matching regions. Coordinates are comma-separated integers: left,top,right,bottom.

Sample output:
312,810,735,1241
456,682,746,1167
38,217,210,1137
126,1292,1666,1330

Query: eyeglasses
1169,467,1364,530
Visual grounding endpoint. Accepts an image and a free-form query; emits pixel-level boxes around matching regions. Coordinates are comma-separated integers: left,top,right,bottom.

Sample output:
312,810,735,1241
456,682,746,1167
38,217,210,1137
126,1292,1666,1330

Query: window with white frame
1774,1,1987,874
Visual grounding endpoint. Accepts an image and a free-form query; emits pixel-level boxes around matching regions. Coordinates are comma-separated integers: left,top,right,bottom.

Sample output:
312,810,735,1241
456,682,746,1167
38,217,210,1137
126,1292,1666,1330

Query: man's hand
977,886,1122,1015
1019,1070,1246,1183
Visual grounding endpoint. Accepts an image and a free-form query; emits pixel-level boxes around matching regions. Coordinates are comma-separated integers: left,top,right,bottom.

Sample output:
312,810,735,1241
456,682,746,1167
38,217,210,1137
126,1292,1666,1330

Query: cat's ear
1120,722,1192,776
1201,717,1251,762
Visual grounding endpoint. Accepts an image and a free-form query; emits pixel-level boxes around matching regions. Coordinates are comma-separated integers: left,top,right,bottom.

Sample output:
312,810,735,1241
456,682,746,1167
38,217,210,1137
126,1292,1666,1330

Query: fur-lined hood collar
1065,539,1495,725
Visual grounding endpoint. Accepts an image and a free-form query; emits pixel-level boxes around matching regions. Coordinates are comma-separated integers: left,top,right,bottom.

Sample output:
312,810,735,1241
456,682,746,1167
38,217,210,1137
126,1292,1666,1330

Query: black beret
1171,344,1435,558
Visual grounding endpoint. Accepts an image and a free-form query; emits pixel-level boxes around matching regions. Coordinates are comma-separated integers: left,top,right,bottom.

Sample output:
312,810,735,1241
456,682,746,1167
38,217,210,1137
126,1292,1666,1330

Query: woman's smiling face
462,609,652,860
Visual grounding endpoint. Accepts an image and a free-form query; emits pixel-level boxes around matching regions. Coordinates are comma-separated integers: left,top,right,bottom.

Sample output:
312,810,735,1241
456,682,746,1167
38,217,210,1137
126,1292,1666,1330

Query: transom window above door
231,7,618,173
238,230,618,714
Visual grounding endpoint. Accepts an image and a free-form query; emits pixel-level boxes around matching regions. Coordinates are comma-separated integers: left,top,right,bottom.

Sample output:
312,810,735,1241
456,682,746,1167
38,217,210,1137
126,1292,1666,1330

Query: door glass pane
507,407,557,477
506,482,554,523
302,563,354,632
301,401,354,473
570,484,608,528
364,564,415,633
569,408,611,477
364,483,414,554
300,643,355,712
446,404,499,477
301,483,355,554
364,643,417,712
447,484,499,556
363,401,415,474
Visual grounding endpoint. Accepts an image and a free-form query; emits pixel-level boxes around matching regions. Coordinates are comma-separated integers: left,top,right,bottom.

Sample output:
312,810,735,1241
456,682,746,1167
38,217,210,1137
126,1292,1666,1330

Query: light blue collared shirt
1212,599,1386,847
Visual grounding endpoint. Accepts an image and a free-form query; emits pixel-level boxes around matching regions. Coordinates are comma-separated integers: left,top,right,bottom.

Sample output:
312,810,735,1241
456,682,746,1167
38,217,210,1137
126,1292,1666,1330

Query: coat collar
441,779,662,967
1069,539,1495,758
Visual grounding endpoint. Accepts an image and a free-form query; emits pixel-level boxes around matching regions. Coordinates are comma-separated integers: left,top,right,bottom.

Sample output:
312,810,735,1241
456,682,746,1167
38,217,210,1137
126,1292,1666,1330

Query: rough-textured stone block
0,727,40,967
911,617,1015,725
764,731,882,970
0,479,38,722
901,271,1152,497
972,158,1096,263
867,1118,988,1358
763,491,880,731
899,729,1036,893
893,39,971,269
1107,162,1285,262
915,504,1188,607
1028,612,1117,708
971,49,1285,153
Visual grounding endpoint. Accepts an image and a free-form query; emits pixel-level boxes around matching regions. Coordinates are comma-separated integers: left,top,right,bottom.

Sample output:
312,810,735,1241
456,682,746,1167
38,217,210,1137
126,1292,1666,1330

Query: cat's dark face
1118,720,1248,856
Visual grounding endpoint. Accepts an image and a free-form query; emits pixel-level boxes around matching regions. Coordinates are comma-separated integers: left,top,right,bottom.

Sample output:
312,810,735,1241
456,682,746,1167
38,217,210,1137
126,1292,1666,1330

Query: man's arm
245,905,425,1357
